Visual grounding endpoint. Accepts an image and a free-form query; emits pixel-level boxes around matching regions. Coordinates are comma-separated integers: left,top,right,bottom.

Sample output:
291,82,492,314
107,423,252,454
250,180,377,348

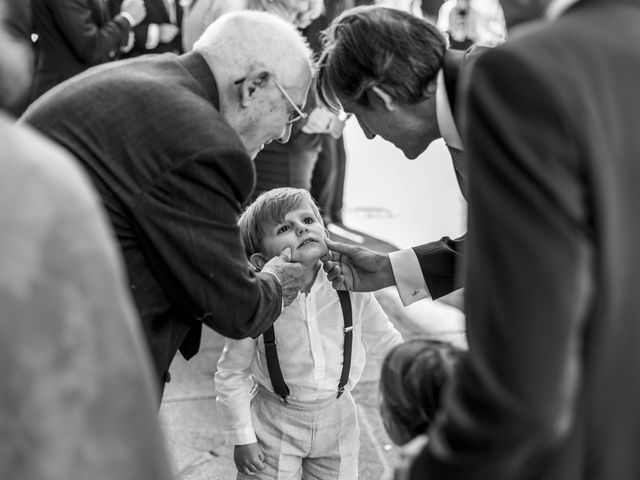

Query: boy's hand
262,247,305,306
234,443,265,475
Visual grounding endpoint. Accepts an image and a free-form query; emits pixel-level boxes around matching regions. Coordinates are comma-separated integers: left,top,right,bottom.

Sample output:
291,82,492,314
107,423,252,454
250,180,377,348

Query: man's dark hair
317,6,447,113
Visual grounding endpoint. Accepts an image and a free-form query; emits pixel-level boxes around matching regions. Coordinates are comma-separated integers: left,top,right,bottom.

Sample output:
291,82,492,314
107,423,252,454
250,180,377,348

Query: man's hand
320,239,395,292
261,247,305,306
234,443,265,475
120,0,146,26
159,23,179,43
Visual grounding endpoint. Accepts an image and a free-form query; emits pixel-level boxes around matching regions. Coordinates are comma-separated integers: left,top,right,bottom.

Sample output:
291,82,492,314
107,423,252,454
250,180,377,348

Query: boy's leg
302,391,359,480
236,387,310,480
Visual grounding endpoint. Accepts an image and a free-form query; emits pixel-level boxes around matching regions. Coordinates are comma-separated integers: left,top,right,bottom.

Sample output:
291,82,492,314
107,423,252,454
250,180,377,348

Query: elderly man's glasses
271,77,308,125
235,75,307,126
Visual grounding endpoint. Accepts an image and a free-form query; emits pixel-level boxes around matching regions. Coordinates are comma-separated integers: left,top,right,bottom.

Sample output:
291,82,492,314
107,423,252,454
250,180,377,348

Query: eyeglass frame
234,74,308,125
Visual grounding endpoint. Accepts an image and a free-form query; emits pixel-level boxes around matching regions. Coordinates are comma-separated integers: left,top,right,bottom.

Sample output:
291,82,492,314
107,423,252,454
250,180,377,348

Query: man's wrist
259,270,284,312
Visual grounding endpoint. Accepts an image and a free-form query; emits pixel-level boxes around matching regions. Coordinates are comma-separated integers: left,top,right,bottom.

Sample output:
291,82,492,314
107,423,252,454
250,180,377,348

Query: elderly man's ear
238,70,270,107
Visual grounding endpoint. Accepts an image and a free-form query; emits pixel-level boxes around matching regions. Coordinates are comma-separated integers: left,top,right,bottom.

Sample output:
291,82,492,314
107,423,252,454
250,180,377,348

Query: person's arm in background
408,45,589,479
49,0,146,64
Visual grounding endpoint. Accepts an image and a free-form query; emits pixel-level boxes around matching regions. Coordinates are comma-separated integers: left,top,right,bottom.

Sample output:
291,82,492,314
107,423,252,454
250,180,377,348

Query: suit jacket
0,113,171,479
113,0,183,56
412,0,640,478
22,52,283,387
31,0,131,100
412,47,484,299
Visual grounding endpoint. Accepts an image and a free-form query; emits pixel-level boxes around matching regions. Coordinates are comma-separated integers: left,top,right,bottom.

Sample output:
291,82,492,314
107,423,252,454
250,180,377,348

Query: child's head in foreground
379,338,465,445
238,187,329,270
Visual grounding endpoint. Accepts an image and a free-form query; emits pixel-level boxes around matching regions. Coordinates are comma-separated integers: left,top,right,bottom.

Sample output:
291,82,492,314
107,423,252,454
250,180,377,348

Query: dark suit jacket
412,0,640,478
22,52,283,386
112,0,183,56
31,0,131,100
412,46,485,299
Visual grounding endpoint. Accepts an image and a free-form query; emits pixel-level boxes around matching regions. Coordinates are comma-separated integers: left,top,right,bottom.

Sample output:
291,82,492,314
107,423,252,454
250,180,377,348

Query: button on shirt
215,269,403,445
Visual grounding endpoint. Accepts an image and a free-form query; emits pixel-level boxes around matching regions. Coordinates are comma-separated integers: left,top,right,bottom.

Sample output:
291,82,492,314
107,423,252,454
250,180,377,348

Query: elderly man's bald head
194,10,314,84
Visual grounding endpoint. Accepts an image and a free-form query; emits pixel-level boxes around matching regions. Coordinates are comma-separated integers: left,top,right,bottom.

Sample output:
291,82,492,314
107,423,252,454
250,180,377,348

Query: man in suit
113,0,184,57
317,6,484,304
407,0,640,478
30,0,147,101
0,1,171,476
22,11,312,396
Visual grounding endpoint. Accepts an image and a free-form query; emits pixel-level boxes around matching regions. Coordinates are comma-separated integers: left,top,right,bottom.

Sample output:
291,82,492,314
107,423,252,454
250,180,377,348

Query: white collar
435,68,464,150
546,0,581,19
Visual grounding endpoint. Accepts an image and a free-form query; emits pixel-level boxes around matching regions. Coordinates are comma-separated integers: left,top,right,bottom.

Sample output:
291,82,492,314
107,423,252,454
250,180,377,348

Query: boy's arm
214,337,259,445
358,293,403,363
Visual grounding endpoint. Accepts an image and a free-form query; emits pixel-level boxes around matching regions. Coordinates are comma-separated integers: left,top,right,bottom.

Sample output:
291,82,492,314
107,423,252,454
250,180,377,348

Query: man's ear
369,86,396,112
238,70,270,107
249,253,268,271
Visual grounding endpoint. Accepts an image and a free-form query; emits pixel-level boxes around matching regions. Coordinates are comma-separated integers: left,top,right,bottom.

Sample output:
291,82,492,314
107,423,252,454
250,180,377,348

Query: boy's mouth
298,238,317,249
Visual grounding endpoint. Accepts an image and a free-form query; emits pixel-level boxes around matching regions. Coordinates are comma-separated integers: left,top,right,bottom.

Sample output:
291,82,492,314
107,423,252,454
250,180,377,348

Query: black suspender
263,290,353,404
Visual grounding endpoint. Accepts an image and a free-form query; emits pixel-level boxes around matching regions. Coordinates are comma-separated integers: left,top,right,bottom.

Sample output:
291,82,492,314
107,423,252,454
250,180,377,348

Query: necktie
447,145,468,199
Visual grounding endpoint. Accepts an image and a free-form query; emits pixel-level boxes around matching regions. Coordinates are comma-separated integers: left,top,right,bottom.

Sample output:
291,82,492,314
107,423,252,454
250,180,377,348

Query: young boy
215,187,403,480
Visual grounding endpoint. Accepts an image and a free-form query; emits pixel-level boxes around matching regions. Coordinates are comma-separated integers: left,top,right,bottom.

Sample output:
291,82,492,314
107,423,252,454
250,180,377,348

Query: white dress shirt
389,69,463,306
215,268,403,445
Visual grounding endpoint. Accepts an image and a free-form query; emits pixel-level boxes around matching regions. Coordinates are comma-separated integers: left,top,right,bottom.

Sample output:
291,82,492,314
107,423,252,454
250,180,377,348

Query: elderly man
317,6,485,305
23,11,313,395
0,0,171,477
408,0,640,479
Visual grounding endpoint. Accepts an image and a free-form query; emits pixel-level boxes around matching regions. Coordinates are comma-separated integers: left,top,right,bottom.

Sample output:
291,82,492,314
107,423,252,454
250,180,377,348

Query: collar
546,0,581,19
177,51,220,110
436,69,463,150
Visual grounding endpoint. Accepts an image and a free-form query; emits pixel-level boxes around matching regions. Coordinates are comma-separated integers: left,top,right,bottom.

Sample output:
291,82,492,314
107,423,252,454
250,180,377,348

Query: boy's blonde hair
238,188,325,258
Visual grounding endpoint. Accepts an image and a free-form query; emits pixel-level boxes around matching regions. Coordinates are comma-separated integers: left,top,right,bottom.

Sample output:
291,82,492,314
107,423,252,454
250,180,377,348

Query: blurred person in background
2,0,34,116
0,0,172,477
22,11,312,398
436,0,506,49
317,6,486,306
111,0,184,57
30,0,147,101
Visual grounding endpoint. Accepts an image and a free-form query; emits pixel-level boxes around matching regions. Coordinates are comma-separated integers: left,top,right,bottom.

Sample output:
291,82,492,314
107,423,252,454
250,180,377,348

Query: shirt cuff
260,270,285,312
145,24,160,50
227,427,258,446
389,248,431,306
118,11,136,28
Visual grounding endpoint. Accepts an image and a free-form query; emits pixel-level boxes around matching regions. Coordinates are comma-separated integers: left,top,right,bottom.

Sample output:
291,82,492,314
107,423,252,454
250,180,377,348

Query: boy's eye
277,225,290,234
304,216,315,224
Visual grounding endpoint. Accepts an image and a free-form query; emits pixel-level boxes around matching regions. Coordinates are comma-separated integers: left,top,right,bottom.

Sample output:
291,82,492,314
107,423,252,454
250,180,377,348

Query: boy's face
260,201,328,264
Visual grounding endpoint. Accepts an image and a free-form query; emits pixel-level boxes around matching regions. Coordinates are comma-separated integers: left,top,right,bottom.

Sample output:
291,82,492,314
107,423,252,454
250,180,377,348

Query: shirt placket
303,292,325,381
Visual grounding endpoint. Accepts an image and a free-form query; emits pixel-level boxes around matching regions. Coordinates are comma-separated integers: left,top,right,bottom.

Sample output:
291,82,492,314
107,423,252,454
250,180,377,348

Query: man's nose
357,117,375,139
277,124,292,144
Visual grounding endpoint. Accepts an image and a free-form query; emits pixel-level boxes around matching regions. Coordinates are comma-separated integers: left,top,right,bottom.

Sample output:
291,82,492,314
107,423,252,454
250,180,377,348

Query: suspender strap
263,326,290,403
263,290,354,403
337,290,353,398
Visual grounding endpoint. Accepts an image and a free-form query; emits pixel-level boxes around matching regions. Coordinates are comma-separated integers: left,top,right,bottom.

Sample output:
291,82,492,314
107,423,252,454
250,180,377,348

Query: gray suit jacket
23,52,283,388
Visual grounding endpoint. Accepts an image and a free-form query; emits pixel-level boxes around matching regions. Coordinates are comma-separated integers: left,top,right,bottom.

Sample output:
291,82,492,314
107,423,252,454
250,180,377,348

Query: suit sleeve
412,234,465,299
410,47,593,478
49,0,131,64
131,147,282,340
